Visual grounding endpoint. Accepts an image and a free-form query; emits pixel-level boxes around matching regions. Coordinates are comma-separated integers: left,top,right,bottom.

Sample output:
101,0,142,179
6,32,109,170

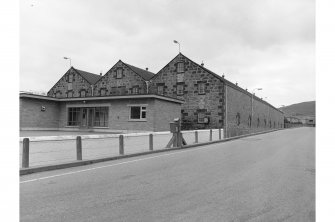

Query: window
130,106,147,120
67,91,73,98
198,82,205,94
270,121,272,128
157,85,164,95
236,113,240,126
264,119,267,126
111,87,117,95
68,108,81,126
56,92,61,98
68,83,73,90
100,88,106,96
198,112,206,123
177,84,184,95
80,90,86,97
116,69,123,79
94,107,109,127
68,74,73,83
177,62,184,73
132,86,139,94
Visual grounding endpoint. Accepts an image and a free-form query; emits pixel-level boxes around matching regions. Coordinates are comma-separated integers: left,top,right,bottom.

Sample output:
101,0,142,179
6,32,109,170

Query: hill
280,101,315,117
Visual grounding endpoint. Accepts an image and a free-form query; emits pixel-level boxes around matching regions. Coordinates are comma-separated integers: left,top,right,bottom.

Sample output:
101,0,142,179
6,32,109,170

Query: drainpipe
145,81,150,94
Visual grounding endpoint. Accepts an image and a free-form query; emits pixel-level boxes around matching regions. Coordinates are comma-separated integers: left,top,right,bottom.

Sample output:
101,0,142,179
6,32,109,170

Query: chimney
236,82,238,86
222,73,225,78
201,61,204,66
100,72,102,76
145,68,148,71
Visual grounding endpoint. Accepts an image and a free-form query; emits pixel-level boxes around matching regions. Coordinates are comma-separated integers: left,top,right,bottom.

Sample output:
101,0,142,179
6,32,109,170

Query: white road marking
20,144,220,184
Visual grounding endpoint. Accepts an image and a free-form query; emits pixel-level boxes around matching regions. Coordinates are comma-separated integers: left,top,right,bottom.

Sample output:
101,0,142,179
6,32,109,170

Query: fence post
209,129,213,141
22,138,29,168
76,136,82,160
195,131,198,143
119,135,124,155
149,134,153,151
219,128,222,140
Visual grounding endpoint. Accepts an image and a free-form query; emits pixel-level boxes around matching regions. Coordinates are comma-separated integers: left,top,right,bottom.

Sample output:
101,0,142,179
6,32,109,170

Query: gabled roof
123,62,155,80
72,67,101,85
151,53,224,82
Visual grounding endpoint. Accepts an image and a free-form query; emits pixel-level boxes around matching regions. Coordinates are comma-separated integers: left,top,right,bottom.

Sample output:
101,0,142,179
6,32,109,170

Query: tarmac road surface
20,127,315,222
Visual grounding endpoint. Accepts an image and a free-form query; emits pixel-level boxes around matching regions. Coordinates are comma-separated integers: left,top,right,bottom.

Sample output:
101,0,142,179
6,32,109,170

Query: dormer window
116,69,123,79
100,88,106,96
177,62,184,73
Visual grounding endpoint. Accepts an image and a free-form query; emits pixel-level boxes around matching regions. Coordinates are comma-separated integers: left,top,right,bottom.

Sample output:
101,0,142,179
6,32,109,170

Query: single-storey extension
20,93,183,132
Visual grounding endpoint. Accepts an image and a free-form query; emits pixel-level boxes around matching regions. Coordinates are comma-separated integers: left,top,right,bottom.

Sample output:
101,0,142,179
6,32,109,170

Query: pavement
20,127,315,222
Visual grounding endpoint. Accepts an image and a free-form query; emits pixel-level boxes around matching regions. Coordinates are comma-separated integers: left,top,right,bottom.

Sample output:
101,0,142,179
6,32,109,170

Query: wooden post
149,134,153,151
119,135,124,155
219,128,222,140
76,136,82,160
195,131,198,143
209,129,213,141
22,138,29,168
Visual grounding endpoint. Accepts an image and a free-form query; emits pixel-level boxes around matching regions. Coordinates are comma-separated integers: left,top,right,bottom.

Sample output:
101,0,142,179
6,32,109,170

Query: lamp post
251,88,262,127
64,57,72,67
173,40,180,53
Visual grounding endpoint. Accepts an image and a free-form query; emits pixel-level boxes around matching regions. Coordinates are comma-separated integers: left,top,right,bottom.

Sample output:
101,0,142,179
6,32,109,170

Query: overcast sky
20,0,315,107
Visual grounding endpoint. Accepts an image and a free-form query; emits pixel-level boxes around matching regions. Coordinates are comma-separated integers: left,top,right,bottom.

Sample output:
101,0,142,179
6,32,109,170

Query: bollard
22,138,29,168
209,129,213,141
195,131,198,143
76,136,82,160
149,134,153,151
219,128,222,140
119,135,124,155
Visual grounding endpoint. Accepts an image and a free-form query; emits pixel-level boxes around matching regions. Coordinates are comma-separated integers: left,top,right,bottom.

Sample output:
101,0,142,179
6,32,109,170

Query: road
20,127,315,222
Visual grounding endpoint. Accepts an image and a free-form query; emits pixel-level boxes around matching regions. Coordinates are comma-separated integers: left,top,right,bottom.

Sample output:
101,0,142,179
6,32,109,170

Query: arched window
236,113,240,126
264,119,267,127
248,115,252,128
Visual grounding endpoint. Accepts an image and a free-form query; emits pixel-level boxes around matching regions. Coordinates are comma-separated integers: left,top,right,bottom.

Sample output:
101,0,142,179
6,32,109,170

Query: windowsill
92,126,109,129
65,125,79,127
128,119,147,122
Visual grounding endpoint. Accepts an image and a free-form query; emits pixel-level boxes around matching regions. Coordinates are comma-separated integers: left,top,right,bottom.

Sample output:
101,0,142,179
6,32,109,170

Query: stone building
149,53,284,133
23,52,284,133
94,60,154,96
47,67,101,98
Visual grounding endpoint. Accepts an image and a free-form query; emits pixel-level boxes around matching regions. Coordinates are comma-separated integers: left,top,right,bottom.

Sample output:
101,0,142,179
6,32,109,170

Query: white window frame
116,69,123,79
198,112,205,123
128,105,147,121
177,62,184,73
198,82,205,94
177,84,184,95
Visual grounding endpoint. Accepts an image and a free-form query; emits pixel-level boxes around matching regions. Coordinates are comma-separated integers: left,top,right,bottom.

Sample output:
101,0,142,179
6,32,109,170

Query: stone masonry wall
47,68,93,98
94,61,147,96
225,83,284,135
20,97,60,129
149,54,224,130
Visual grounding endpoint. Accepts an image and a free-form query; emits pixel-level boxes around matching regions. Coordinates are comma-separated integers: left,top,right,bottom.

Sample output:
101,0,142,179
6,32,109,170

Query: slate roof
123,63,155,81
73,67,102,85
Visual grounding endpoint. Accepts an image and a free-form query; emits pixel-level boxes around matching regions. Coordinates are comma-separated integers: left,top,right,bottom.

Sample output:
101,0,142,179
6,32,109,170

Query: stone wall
94,61,147,96
225,82,284,135
20,97,60,129
47,68,93,98
149,54,224,130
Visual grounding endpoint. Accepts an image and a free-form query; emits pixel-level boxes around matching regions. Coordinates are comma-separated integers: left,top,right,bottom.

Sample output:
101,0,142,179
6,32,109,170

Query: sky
20,0,315,107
